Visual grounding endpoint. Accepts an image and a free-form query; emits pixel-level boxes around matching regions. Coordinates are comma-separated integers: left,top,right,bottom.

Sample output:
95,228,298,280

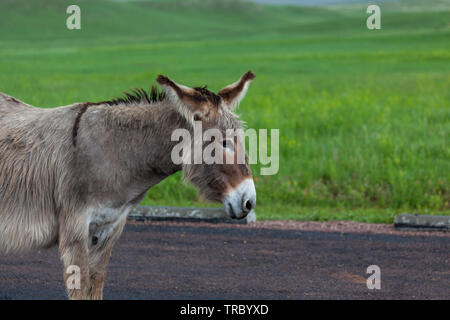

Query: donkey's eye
222,139,234,152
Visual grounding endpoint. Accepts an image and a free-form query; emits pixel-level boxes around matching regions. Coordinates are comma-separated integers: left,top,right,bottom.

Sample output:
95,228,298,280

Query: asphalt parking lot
0,221,448,299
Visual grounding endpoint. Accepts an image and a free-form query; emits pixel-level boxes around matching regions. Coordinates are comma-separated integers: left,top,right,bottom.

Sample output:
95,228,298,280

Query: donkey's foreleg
59,216,90,300
60,240,90,299
87,217,127,300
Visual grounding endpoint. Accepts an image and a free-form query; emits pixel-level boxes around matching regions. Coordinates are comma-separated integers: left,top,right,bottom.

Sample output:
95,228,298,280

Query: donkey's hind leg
87,217,127,300
87,245,113,300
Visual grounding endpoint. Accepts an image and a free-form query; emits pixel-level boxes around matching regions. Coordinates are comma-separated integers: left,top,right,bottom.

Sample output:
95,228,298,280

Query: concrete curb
394,214,450,232
128,205,256,224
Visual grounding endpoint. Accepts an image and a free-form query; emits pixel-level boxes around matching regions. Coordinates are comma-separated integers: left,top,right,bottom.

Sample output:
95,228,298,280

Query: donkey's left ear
218,70,255,110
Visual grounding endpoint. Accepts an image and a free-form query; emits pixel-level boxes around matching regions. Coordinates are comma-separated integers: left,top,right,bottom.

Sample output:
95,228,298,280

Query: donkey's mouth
223,178,256,220
227,203,237,219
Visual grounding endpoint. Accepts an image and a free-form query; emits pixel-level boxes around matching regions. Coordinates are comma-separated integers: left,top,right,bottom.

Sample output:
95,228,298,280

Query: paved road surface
0,222,448,299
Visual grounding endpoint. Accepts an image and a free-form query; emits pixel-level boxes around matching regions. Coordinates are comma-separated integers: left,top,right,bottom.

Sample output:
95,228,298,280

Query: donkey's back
0,92,33,116
0,93,77,253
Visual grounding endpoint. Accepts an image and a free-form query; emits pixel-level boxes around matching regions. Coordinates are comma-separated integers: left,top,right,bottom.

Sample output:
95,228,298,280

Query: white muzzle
223,178,256,219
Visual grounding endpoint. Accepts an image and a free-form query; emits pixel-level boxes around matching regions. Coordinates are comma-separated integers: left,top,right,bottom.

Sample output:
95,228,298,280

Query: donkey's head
156,71,256,219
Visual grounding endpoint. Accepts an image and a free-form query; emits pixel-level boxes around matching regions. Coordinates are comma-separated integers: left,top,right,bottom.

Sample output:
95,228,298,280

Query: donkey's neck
109,103,186,175
79,102,188,206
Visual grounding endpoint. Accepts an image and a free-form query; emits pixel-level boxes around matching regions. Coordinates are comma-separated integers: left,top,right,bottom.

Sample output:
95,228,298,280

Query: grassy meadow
0,0,449,223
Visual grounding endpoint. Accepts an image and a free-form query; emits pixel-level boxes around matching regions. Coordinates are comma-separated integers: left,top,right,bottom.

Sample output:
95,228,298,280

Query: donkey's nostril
244,199,253,213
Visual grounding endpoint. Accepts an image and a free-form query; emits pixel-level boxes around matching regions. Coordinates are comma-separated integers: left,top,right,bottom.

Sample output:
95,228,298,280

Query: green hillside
1,0,449,222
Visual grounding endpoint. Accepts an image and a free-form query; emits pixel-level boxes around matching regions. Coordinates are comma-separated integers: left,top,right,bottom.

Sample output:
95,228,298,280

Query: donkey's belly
0,208,58,253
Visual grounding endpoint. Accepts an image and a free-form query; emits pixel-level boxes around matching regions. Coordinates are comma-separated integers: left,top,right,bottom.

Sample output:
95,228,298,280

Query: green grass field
1,0,449,223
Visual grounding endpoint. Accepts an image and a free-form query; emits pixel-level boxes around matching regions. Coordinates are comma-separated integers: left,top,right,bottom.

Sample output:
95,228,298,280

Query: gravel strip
128,219,450,237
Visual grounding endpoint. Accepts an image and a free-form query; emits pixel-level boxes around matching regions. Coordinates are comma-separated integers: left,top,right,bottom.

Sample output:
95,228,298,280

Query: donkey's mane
101,86,166,106
72,86,166,146
193,86,222,107
101,84,219,107
73,84,219,147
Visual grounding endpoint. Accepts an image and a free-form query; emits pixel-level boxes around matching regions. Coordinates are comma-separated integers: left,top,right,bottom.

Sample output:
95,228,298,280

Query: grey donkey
0,71,256,299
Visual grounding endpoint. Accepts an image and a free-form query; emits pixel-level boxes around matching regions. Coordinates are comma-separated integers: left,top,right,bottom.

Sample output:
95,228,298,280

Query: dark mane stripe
101,86,166,106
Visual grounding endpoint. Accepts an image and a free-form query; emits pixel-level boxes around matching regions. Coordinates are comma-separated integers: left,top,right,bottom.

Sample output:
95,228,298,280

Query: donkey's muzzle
223,179,256,220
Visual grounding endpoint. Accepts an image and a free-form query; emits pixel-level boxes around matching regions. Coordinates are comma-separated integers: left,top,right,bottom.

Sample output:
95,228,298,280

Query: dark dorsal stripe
72,102,90,147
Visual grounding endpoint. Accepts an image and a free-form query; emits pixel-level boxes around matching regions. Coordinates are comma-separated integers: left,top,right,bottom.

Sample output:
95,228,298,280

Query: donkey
0,71,256,299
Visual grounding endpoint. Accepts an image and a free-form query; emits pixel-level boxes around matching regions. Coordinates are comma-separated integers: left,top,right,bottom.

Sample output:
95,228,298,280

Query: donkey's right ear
218,70,255,110
156,75,210,124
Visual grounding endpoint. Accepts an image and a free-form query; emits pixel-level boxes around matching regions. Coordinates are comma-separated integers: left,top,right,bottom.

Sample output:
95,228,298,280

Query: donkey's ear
218,70,255,110
156,75,209,123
